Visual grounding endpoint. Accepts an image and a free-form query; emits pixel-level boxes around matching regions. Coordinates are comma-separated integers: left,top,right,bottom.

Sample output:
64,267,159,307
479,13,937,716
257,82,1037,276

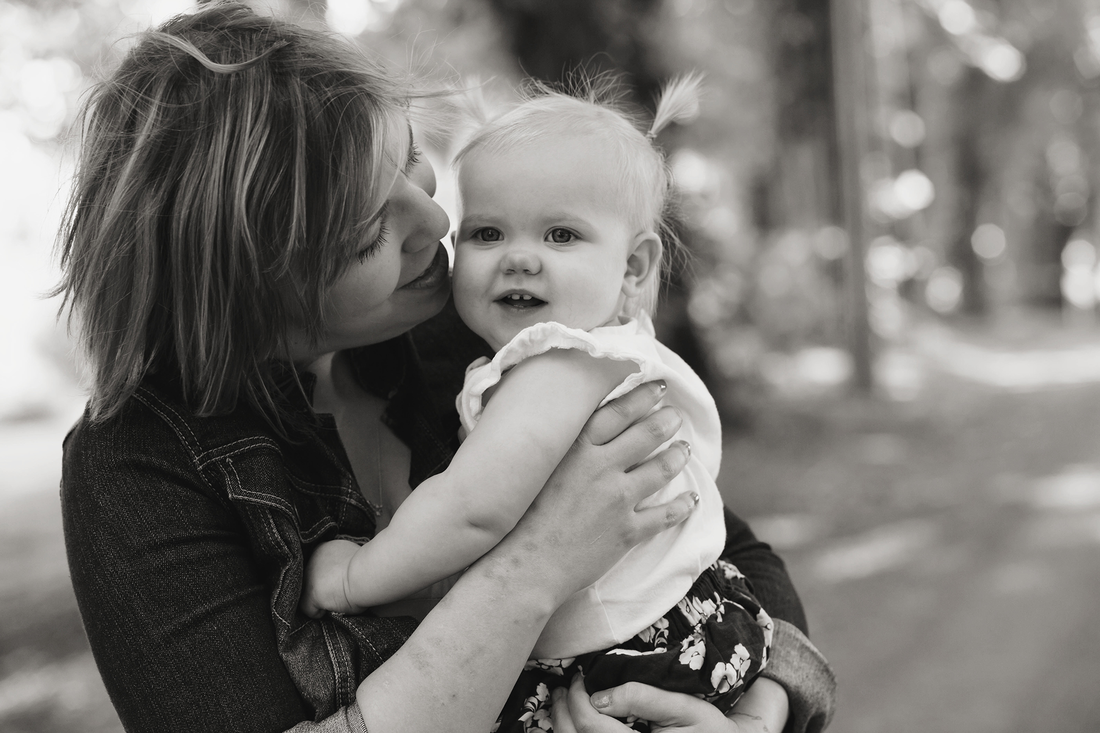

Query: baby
303,77,772,732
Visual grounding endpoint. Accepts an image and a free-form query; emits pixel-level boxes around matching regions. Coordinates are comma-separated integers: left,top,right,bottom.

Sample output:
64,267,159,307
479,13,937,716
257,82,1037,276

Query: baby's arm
304,348,639,616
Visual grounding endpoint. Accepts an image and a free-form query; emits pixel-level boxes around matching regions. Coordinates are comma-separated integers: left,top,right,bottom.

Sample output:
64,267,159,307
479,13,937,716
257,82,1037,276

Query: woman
55,4,834,732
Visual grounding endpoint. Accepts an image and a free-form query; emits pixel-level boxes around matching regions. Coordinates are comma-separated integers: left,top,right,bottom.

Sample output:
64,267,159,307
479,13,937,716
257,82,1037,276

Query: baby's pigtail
457,76,494,127
647,72,704,140
448,76,501,155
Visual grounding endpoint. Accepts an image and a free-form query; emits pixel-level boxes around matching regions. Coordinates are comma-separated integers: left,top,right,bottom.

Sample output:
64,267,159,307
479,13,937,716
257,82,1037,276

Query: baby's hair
452,72,702,318
54,2,412,422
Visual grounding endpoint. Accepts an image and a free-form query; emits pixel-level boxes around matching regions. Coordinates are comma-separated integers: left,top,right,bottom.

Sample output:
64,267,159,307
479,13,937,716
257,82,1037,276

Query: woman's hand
488,380,698,603
552,674,789,733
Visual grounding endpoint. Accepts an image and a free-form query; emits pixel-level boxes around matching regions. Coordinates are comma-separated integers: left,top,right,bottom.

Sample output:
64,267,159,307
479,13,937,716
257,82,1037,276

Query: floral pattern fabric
496,559,773,733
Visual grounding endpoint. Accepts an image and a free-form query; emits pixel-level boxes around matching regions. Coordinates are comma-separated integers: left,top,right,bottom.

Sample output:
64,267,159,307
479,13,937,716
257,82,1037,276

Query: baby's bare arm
335,350,638,611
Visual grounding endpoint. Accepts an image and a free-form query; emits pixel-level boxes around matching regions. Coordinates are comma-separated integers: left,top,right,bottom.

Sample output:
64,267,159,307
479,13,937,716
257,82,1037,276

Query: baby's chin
482,317,629,352
473,325,513,352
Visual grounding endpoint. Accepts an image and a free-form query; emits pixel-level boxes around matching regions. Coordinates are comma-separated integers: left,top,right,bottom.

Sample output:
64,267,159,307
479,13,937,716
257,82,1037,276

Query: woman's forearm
344,350,634,610
356,539,562,733
356,381,697,733
728,677,790,733
721,510,836,733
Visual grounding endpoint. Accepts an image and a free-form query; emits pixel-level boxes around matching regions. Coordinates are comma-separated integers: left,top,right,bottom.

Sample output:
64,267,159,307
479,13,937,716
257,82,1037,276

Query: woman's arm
720,510,836,732
315,349,637,611
62,419,325,733
720,509,807,634
355,381,696,733
65,382,694,733
553,513,836,733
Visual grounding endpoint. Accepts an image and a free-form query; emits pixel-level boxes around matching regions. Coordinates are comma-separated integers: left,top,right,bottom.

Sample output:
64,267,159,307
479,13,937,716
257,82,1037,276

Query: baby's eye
476,227,503,242
548,228,575,244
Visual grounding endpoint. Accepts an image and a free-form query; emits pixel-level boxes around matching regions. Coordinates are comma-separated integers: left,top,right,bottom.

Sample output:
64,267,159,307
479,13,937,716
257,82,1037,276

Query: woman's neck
307,349,412,526
303,351,340,416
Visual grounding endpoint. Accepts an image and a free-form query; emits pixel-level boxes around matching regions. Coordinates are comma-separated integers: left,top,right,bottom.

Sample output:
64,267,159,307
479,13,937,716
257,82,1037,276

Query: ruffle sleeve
456,318,661,434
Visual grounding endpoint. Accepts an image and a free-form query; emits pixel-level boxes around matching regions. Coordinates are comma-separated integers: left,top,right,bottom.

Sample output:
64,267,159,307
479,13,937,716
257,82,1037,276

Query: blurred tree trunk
829,0,873,391
947,65,989,316
755,0,873,393
485,0,663,99
769,0,842,231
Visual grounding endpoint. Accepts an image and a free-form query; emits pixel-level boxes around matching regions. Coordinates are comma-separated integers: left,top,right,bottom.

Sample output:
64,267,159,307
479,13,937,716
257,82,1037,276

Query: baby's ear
622,232,661,298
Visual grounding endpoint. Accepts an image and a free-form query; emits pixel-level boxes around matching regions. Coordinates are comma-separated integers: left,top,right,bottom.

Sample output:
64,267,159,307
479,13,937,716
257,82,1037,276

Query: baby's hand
300,539,363,618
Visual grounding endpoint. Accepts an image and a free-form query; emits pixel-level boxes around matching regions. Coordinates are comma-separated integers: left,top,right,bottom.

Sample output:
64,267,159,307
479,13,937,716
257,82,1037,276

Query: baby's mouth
497,293,546,309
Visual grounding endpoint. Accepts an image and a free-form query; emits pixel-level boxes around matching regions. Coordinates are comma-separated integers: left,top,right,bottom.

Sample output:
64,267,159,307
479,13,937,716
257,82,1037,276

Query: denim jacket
61,301,834,733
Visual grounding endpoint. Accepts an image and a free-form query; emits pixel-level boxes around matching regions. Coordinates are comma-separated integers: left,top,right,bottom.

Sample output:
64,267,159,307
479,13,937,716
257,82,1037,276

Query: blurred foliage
6,0,1100,423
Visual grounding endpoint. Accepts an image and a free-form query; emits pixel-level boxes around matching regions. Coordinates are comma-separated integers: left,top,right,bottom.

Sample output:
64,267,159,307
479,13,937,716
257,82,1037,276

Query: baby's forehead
461,137,626,199
464,129,624,172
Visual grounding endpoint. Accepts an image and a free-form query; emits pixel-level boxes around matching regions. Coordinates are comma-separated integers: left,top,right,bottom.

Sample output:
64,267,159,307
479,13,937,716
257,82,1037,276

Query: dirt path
723,317,1100,733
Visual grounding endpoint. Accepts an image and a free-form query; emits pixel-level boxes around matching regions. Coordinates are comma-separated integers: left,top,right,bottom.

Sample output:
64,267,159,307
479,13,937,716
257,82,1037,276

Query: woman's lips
400,244,449,291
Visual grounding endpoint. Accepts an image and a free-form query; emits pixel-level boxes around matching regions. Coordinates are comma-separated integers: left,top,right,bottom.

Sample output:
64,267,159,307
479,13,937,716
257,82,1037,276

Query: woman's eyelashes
354,140,422,261
357,222,389,262
406,142,422,172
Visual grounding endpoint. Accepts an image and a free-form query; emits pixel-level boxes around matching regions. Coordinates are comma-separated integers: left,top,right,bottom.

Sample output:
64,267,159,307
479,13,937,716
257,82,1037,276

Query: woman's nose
500,245,540,275
401,190,450,254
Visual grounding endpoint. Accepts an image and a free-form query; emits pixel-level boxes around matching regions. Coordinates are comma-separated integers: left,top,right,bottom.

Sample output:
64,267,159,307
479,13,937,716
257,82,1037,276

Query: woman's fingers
587,681,731,730
560,674,631,732
632,487,699,537
622,436,692,513
581,381,670,446
550,685,579,733
588,682,690,724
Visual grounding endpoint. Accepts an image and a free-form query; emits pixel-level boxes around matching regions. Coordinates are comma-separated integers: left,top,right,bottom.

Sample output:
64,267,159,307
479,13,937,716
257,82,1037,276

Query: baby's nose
500,247,540,275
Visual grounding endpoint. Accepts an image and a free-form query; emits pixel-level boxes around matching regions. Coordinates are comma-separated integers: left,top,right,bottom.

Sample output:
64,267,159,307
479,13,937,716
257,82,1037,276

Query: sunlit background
2,1,1100,731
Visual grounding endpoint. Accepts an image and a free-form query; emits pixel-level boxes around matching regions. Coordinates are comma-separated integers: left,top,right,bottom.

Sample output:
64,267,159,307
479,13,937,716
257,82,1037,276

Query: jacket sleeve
720,507,836,733
60,410,394,733
720,507,807,634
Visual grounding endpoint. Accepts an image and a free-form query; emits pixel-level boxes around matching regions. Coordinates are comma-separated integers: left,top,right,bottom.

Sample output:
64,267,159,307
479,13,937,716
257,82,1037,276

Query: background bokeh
2,1,1100,731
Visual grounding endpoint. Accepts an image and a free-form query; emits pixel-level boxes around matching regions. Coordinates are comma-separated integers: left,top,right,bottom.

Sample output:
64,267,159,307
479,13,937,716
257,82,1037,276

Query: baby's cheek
451,274,490,338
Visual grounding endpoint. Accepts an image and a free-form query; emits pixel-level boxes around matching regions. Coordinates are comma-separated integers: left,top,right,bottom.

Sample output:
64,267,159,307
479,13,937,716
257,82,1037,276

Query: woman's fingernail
592,693,611,709
691,491,701,506
679,440,692,457
655,380,667,394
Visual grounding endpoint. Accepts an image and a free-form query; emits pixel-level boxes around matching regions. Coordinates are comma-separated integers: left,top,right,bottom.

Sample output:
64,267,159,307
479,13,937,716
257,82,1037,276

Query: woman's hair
452,73,701,317
55,2,411,422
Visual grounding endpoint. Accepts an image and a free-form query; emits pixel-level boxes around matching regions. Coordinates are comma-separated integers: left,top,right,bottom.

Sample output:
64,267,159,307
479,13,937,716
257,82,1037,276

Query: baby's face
452,133,636,351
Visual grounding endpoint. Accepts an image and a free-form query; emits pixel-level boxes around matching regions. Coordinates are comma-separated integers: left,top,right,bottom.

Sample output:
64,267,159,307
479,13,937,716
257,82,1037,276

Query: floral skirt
495,559,774,733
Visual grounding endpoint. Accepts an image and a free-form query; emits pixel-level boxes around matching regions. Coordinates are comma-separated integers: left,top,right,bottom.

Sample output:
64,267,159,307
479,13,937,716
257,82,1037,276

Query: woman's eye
406,142,422,172
357,223,389,262
476,227,503,242
548,228,575,244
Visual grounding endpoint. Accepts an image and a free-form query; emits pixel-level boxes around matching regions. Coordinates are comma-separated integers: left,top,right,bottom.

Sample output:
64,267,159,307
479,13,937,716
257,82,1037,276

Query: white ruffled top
456,314,727,659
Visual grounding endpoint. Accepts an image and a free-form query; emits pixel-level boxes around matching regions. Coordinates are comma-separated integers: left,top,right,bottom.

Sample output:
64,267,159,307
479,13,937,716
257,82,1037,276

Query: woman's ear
622,232,662,298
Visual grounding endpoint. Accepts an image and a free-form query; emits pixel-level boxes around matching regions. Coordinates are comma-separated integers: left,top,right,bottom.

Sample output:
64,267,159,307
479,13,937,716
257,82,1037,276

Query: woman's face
292,128,452,360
